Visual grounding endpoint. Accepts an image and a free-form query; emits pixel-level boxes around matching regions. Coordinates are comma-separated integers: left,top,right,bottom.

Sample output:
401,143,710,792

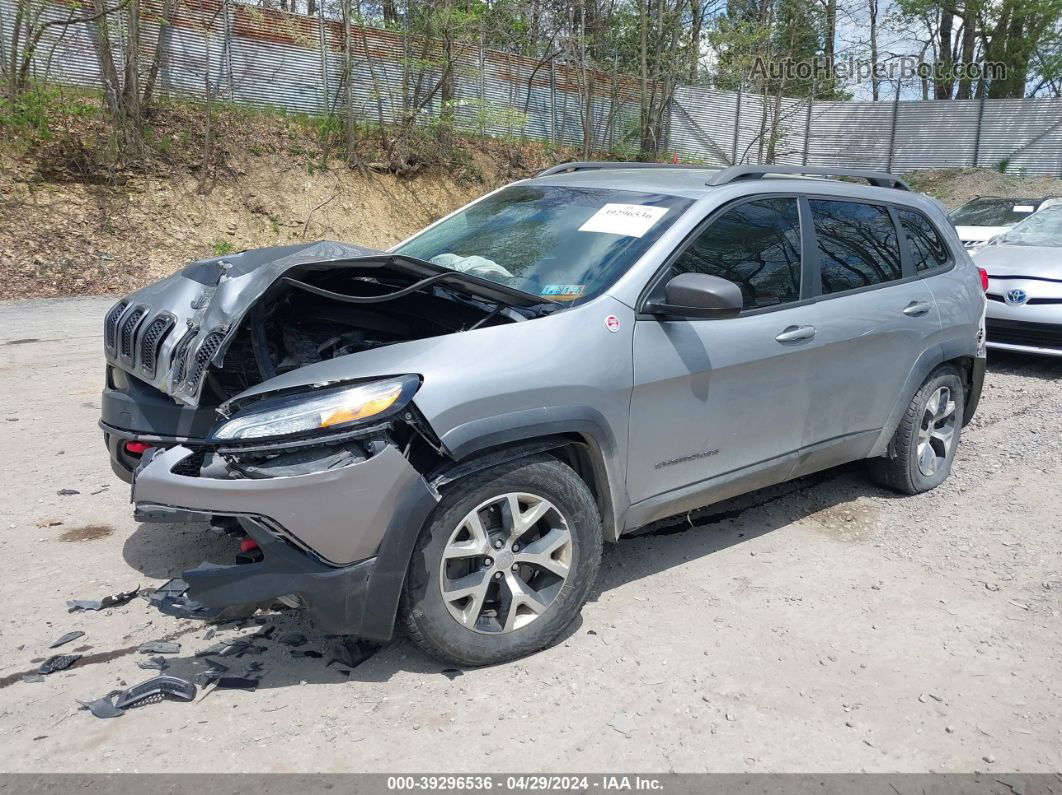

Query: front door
626,196,818,504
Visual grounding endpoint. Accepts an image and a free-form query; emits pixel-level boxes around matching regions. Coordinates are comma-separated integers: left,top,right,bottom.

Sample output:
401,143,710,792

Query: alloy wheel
916,386,957,477
439,492,573,634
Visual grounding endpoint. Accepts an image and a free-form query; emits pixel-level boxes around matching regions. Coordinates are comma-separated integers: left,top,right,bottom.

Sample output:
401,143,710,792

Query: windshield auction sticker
579,203,669,237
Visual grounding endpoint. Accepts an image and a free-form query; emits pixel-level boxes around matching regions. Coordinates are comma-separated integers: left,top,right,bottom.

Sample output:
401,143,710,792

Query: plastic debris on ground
38,654,81,675
49,630,85,649
215,677,259,691
144,577,223,620
78,676,196,719
137,656,170,671
277,632,307,647
137,640,180,655
67,586,140,612
328,638,378,672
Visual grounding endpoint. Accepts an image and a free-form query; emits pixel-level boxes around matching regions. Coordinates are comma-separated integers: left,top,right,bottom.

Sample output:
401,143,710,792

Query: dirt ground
0,297,1060,774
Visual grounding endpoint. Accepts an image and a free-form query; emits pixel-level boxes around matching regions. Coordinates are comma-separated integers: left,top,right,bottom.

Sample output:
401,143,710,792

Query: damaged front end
101,240,544,638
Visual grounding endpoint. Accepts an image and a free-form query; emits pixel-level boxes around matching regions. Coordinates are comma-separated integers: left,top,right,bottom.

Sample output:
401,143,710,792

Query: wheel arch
870,345,979,458
432,417,626,542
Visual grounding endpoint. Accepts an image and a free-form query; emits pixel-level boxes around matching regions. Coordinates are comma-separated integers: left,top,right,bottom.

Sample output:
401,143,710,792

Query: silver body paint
103,167,986,634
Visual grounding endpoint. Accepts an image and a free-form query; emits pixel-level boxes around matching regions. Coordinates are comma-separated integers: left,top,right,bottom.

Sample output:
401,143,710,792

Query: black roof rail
535,161,721,177
707,164,910,191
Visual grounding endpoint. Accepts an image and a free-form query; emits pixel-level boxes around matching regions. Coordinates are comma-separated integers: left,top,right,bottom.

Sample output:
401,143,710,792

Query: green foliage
210,240,237,256
997,158,1011,173
0,86,95,144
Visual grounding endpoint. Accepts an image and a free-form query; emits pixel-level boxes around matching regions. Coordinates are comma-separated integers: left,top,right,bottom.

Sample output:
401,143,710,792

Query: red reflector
977,267,989,292
240,538,259,553
125,441,150,455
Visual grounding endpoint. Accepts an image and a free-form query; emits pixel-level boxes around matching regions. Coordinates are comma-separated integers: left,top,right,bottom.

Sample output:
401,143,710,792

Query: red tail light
977,267,989,292
240,538,259,553
124,440,151,455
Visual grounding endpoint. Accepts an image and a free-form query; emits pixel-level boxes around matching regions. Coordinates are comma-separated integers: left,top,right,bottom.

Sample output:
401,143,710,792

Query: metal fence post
732,83,743,165
886,80,900,171
478,36,486,137
972,91,987,167
802,91,813,166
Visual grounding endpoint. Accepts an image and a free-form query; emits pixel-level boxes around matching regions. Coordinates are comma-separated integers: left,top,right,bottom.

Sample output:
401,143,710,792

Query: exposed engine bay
207,265,524,407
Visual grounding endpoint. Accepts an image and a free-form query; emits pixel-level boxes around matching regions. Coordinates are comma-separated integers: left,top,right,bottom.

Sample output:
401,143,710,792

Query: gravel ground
0,297,1060,773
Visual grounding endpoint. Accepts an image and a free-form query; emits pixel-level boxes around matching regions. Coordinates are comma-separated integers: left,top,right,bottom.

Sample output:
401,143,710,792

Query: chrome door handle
903,301,932,317
775,325,816,344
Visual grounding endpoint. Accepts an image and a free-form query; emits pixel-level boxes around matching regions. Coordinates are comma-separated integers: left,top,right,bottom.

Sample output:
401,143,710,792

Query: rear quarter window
898,209,951,272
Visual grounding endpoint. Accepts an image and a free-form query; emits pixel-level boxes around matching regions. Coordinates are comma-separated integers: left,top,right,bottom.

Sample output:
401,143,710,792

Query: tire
869,365,965,495
400,455,602,666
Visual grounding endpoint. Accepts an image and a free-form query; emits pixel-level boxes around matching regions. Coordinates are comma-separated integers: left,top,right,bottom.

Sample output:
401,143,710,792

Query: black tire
869,365,965,495
400,455,602,666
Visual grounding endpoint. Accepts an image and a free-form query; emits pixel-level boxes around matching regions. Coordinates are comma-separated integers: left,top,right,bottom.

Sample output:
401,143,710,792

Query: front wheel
400,455,602,666
869,365,964,495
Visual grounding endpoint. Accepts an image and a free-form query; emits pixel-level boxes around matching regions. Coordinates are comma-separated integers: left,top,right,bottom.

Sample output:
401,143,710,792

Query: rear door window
898,209,951,272
810,199,903,294
670,197,803,311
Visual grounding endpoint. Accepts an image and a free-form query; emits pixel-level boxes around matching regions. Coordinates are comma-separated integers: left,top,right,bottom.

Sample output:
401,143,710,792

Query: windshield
394,185,693,305
949,198,1038,227
991,206,1062,247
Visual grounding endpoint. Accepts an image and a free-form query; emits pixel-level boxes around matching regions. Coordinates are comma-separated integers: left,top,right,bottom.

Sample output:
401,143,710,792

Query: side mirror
644,272,743,319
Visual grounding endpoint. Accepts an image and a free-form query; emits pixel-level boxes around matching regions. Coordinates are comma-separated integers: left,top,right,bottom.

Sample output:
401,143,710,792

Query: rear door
799,198,942,462
626,196,818,504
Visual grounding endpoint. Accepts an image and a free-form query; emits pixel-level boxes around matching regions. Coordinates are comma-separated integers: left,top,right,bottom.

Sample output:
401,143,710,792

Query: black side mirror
644,272,743,319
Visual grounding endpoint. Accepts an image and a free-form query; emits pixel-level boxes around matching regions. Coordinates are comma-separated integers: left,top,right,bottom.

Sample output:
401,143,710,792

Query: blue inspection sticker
541,284,585,301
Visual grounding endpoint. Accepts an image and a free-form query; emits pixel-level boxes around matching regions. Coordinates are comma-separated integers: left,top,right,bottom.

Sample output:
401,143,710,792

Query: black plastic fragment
67,586,139,612
38,654,81,675
291,650,323,658
252,625,275,640
215,677,258,691
78,691,124,719
145,578,224,620
328,638,378,670
137,656,170,671
277,632,307,647
113,675,196,710
137,640,180,655
49,630,85,649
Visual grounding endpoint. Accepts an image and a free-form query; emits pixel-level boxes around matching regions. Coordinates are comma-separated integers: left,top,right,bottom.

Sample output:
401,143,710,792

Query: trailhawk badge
605,315,621,333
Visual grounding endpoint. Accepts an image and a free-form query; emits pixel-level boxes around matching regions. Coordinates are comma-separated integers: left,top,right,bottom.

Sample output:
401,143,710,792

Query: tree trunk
688,0,702,82
935,6,955,99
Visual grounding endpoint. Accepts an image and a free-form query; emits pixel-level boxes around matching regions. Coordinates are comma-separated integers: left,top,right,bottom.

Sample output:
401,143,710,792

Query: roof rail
535,161,720,177
707,165,910,191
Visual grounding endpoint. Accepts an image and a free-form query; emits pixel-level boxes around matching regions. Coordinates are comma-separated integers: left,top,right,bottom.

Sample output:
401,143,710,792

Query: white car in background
973,204,1062,358
949,196,1062,250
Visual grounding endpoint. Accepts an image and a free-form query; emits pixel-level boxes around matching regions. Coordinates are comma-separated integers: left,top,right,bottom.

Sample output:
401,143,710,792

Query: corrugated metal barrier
3,0,1061,175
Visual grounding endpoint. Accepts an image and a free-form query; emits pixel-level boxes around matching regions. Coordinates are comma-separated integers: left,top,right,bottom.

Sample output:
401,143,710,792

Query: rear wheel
870,365,964,495
400,455,602,666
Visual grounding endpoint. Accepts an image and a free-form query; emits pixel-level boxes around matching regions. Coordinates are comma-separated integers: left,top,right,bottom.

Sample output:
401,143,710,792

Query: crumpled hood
103,241,384,406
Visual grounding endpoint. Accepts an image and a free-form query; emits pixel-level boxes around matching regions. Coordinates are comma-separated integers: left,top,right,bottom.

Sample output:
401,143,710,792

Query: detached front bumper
132,444,438,640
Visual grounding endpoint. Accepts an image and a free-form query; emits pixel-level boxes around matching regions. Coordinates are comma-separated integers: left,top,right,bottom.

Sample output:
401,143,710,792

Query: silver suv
101,164,987,665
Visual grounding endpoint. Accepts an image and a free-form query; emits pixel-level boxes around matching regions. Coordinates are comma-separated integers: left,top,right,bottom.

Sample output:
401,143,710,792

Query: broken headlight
212,376,419,441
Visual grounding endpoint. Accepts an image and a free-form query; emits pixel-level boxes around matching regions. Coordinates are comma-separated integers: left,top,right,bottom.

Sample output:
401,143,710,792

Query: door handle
775,325,816,344
903,301,932,317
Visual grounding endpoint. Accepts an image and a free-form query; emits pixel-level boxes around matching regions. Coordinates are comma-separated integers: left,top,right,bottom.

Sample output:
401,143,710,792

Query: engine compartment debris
38,655,81,675
49,630,85,649
66,586,140,612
